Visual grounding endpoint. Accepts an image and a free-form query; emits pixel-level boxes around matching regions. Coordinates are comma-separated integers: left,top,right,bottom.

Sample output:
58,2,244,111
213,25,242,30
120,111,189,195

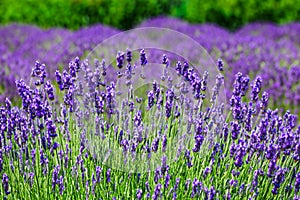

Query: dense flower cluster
0,45,299,200
140,17,300,111
1,18,300,113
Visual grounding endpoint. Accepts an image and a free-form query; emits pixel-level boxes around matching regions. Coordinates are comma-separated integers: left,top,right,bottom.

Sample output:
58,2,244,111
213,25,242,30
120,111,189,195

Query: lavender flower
52,165,60,191
175,61,182,75
174,178,180,191
126,48,132,63
272,168,286,194
31,61,47,86
260,91,269,111
162,54,169,67
59,176,64,195
193,134,204,152
217,58,224,71
208,186,216,200
251,76,262,102
152,137,159,152
116,51,125,68
2,173,10,195
134,110,142,127
231,121,240,140
148,90,155,109
185,179,190,191
295,172,300,193
140,49,147,66
106,168,111,183
154,168,161,184
152,183,162,200
164,174,171,189
136,189,143,200
46,118,57,138
191,178,201,197
184,150,193,168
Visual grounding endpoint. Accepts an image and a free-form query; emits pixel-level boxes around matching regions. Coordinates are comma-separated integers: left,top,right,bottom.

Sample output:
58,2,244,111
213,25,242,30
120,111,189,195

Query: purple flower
52,165,60,191
260,91,269,111
136,189,143,200
31,149,36,166
148,90,155,109
162,54,169,67
172,192,177,200
251,76,262,102
152,183,162,200
134,110,142,127
234,141,246,168
140,49,147,66
5,98,12,111
152,137,159,153
294,143,300,161
272,168,286,194
251,169,264,193
231,121,240,140
193,134,204,152
174,178,180,191
185,179,190,191
154,168,161,184
266,143,278,160
31,61,47,86
116,51,125,68
28,172,34,188
241,75,250,96
126,48,132,63
2,173,10,195
201,71,208,92
245,102,254,132
267,158,277,178
175,61,182,75
69,60,77,78
184,150,193,168
191,178,201,197
229,179,238,187
222,123,229,141
164,174,171,189
46,118,57,138
165,101,172,118
295,172,300,193
106,168,111,183
55,70,64,90
182,61,189,77
16,79,32,110
162,134,167,152
208,186,216,200
204,167,211,178
105,83,116,114
44,81,55,100
217,58,224,71
95,92,105,114
59,176,64,195
225,191,231,200
40,149,49,175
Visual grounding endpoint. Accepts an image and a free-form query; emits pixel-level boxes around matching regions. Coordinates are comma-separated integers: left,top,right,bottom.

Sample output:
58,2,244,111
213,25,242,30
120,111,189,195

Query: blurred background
0,0,299,30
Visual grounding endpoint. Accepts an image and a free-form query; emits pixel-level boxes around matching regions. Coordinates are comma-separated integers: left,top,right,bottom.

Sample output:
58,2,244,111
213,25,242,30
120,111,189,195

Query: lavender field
0,17,299,199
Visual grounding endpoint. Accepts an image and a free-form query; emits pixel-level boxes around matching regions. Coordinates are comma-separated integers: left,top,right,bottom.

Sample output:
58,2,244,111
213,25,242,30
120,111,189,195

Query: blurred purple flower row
0,17,300,112
140,17,300,111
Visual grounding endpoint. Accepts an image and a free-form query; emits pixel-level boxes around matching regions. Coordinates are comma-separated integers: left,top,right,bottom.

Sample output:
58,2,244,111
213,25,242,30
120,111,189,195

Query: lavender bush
0,44,299,199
